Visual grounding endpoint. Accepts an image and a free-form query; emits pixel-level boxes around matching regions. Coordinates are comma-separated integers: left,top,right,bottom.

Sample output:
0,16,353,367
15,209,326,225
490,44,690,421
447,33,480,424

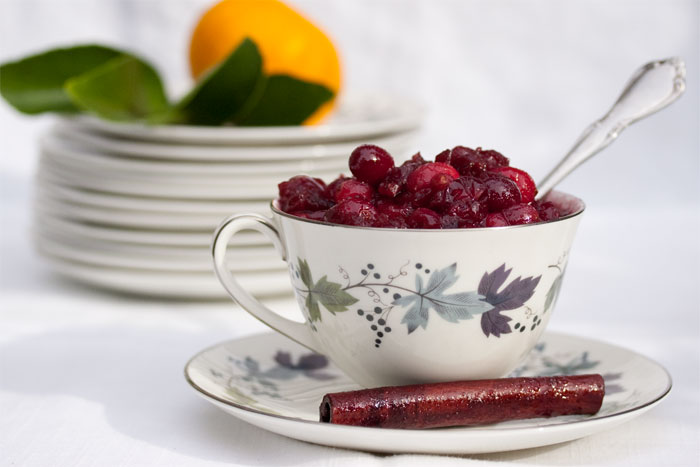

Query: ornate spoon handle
536,57,686,200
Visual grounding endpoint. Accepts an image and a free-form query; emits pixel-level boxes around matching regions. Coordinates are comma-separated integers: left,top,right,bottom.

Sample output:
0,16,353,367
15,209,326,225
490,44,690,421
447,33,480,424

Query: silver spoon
535,57,686,200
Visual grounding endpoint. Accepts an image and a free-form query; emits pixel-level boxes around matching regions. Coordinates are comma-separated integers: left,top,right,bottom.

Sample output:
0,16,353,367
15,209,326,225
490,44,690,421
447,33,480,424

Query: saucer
67,92,423,145
185,331,671,454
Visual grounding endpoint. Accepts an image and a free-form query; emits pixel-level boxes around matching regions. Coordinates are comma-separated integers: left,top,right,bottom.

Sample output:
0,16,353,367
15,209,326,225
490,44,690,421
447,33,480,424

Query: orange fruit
189,0,341,125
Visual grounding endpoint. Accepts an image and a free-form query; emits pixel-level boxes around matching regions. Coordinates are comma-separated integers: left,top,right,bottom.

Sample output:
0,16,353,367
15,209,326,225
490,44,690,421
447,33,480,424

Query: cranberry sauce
277,145,563,228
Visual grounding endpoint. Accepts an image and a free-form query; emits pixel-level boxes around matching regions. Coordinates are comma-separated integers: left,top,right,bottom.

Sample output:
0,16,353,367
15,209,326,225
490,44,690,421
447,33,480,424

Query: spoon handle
535,57,686,200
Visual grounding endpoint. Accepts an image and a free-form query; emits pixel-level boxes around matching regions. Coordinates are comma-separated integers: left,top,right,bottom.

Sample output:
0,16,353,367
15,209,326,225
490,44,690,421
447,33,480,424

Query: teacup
212,191,584,387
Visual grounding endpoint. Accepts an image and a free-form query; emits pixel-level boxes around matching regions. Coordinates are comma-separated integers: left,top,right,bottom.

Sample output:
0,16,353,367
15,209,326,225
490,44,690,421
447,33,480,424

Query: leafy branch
391,264,494,334
296,259,357,322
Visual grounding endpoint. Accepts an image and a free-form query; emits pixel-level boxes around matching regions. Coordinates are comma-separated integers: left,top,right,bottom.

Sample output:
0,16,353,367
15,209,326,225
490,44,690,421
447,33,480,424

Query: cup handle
212,213,321,353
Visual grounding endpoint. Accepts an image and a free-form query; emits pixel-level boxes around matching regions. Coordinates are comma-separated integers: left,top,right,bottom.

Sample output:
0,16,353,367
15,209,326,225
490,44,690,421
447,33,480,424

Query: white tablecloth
1,1,699,465
2,155,699,467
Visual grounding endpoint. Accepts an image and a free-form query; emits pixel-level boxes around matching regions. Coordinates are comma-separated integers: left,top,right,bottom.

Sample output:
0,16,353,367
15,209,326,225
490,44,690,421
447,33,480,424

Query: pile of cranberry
277,145,561,228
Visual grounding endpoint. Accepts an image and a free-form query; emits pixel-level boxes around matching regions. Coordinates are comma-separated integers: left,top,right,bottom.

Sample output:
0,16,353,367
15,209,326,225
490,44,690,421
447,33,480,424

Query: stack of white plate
33,93,423,299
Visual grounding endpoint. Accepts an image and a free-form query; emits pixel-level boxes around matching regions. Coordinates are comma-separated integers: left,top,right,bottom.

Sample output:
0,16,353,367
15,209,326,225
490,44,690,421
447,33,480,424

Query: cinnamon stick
320,374,604,429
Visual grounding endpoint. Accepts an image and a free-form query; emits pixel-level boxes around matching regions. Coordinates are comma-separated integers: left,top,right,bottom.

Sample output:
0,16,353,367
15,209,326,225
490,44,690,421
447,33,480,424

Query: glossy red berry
375,200,411,228
446,198,488,225
324,199,378,227
326,174,349,200
290,210,327,221
502,203,541,225
533,201,561,221
483,174,522,212
437,146,509,176
334,179,373,202
485,213,509,227
278,176,332,213
407,208,442,229
491,167,537,203
348,145,395,185
406,162,459,193
377,162,420,198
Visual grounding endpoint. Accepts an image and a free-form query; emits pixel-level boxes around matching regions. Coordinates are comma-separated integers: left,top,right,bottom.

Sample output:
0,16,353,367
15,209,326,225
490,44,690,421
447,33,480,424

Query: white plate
37,179,273,215
34,229,283,272
185,332,671,454
40,135,350,176
40,157,343,194
41,255,292,299
52,122,416,162
66,93,424,145
37,213,264,247
38,160,283,200
34,193,246,230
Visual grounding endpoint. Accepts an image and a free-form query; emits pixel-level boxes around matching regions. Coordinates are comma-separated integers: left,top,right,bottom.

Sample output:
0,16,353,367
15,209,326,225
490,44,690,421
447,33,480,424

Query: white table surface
2,136,699,467
1,1,699,465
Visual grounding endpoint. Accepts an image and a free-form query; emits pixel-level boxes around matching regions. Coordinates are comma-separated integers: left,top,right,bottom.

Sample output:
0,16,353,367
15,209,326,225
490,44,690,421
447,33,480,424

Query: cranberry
502,204,541,225
349,145,395,185
324,199,378,227
438,146,509,176
376,199,413,217
407,208,442,229
440,214,460,229
485,213,509,227
483,174,522,212
404,152,426,165
446,198,488,225
456,175,487,200
377,163,419,198
335,179,373,202
375,200,412,228
406,162,459,193
326,174,349,200
278,176,332,213
395,187,433,208
491,167,537,203
429,179,470,211
290,210,327,221
534,201,561,221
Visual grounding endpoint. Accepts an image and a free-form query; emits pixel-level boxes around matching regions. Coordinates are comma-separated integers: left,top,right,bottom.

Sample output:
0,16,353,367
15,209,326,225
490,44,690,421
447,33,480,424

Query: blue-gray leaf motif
393,263,494,334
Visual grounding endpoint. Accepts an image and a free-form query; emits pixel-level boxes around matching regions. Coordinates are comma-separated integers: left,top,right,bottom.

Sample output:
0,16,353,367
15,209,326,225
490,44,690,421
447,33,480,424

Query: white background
1,1,698,466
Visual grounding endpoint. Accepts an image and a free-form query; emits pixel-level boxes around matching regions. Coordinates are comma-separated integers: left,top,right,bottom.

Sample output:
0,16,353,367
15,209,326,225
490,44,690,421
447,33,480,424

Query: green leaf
306,293,321,322
174,38,263,125
0,45,121,114
64,55,170,122
235,74,334,126
298,258,313,290
311,276,358,314
544,273,564,314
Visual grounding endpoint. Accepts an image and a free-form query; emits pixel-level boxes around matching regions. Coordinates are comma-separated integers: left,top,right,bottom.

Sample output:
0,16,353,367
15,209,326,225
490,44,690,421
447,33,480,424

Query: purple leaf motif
272,351,333,380
274,351,328,370
297,353,328,371
479,264,541,337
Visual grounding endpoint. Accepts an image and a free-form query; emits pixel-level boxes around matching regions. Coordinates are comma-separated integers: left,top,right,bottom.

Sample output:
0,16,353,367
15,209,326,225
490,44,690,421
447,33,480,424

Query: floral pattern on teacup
291,258,571,346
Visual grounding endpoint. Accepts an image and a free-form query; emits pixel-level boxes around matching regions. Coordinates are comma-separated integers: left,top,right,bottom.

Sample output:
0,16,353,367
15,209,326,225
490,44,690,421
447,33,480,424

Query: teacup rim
270,190,585,232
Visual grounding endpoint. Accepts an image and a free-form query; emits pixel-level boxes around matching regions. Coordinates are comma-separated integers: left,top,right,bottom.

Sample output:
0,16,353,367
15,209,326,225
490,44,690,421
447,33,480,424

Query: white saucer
40,142,347,184
52,121,415,162
34,194,253,230
41,255,292,299
34,230,283,272
66,93,424,145
37,213,264,247
185,331,671,454
36,180,272,214
40,136,350,176
38,159,286,200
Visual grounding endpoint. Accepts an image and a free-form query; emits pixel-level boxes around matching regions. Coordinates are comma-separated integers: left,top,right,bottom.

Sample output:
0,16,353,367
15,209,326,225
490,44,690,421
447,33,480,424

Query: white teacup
212,191,584,387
